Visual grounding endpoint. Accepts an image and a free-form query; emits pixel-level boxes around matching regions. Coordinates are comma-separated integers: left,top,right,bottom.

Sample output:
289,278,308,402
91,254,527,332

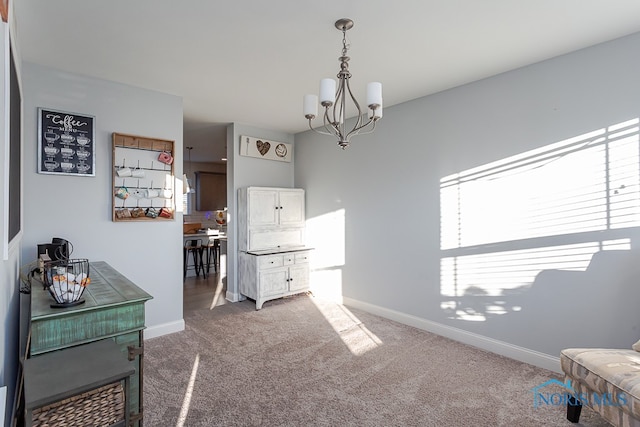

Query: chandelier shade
303,18,383,149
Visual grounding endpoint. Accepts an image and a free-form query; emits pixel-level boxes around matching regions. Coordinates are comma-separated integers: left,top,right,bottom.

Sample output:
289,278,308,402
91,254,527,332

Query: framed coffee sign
38,108,96,176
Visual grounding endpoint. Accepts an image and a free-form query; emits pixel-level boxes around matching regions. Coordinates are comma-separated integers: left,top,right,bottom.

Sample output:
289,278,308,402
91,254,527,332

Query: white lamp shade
367,82,383,107
319,78,336,104
182,174,191,194
303,94,318,117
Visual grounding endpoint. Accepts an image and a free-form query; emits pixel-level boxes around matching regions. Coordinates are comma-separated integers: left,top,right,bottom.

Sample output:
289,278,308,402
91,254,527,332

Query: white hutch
238,186,312,309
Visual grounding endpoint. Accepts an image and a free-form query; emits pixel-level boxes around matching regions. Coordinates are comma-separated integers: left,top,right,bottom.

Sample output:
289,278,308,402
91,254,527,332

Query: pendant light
183,146,194,194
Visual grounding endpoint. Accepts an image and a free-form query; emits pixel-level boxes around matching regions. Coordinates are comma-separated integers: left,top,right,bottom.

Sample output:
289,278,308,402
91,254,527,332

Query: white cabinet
239,250,311,309
238,186,311,309
238,187,306,252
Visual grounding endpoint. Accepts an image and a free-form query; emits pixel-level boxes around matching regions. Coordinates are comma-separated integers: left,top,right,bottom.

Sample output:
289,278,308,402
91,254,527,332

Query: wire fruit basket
43,258,91,308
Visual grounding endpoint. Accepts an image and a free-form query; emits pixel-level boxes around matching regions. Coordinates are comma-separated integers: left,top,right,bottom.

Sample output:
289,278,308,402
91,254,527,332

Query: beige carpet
144,294,609,426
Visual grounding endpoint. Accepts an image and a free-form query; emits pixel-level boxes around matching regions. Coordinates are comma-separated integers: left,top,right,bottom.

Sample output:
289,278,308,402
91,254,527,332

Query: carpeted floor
144,294,609,426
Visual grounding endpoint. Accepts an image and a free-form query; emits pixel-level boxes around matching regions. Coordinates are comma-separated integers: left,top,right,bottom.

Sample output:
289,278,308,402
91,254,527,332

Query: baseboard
144,319,185,340
226,290,245,302
342,297,562,374
0,386,6,427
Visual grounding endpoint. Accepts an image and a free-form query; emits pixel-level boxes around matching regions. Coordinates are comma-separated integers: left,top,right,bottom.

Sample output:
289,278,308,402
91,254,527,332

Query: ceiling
12,1,640,162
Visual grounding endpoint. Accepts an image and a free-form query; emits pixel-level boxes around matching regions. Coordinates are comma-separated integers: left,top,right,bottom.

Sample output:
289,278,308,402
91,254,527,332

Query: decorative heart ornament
256,140,271,156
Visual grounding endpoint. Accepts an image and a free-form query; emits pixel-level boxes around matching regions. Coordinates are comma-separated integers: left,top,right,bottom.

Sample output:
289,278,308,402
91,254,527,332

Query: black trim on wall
9,43,20,241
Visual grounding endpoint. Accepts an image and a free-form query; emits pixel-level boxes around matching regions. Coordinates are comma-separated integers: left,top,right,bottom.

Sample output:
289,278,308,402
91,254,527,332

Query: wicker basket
31,381,125,427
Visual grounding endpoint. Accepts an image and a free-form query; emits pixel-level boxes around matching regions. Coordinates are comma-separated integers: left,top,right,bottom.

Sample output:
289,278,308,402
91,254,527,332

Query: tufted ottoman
560,348,640,426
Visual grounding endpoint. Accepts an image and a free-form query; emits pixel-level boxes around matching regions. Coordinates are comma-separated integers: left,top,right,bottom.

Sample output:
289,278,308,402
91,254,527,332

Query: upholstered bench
560,347,640,426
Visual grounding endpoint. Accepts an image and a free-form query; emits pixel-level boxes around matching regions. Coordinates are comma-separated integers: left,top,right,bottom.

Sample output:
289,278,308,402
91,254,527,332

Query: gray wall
0,238,20,424
21,63,185,338
226,123,295,302
294,32,640,371
0,251,19,427
1,19,21,426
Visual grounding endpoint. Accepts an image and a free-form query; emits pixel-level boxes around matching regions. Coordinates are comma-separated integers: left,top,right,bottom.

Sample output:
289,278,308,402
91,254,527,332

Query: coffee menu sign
38,108,96,176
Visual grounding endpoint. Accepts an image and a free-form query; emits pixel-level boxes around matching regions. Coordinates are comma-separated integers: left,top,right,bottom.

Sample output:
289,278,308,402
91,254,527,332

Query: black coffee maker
37,237,73,261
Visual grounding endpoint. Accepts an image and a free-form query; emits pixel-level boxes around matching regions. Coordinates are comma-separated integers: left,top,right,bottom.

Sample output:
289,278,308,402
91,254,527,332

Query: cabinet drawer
295,252,310,264
30,302,146,355
283,254,295,266
259,255,283,269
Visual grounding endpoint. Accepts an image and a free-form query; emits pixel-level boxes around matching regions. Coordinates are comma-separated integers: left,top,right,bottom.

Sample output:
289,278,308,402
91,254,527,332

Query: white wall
225,123,295,302
295,32,640,371
21,63,185,338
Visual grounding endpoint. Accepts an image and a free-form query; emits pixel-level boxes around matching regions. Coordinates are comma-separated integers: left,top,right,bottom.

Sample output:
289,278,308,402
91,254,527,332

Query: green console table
29,261,153,426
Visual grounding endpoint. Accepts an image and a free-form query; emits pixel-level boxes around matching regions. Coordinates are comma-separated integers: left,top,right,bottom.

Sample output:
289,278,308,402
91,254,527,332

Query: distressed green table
29,261,152,426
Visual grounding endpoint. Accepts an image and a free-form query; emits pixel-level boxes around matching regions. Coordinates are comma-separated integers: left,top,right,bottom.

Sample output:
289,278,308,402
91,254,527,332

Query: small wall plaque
239,135,292,162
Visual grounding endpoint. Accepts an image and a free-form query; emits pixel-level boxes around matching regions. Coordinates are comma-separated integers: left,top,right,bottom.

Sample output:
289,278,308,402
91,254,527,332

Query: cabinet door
248,228,305,251
260,269,288,296
288,264,309,292
278,190,305,226
115,332,144,425
248,189,279,227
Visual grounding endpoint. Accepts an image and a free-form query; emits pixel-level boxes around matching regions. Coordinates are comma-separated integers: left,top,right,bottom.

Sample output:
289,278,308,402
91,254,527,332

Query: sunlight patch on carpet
312,298,383,355
177,353,200,427
209,279,225,310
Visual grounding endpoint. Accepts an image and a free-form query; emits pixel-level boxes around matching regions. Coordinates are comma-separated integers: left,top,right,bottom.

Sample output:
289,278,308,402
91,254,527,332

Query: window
183,192,193,215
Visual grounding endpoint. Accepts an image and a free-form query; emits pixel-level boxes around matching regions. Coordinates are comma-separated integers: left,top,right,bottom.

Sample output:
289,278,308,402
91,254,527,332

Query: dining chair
204,237,220,274
183,238,206,279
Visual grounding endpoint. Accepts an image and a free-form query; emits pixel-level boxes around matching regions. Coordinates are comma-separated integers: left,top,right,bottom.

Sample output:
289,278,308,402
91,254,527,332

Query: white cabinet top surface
246,246,313,256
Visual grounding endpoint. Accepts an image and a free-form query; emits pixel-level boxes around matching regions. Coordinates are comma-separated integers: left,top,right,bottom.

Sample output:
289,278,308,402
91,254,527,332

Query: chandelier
303,18,383,149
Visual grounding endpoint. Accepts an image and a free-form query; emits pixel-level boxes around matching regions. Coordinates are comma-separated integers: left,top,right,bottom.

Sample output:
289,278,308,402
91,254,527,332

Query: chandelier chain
341,28,349,58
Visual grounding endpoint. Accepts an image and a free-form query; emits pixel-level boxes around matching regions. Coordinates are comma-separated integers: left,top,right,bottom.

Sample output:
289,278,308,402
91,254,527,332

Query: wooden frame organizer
112,133,175,222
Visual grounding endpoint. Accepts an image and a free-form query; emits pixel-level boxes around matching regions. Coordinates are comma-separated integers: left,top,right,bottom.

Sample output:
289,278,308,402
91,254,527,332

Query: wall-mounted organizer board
112,133,175,222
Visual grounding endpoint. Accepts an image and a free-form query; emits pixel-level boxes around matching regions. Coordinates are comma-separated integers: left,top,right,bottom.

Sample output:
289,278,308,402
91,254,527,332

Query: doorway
182,124,229,314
